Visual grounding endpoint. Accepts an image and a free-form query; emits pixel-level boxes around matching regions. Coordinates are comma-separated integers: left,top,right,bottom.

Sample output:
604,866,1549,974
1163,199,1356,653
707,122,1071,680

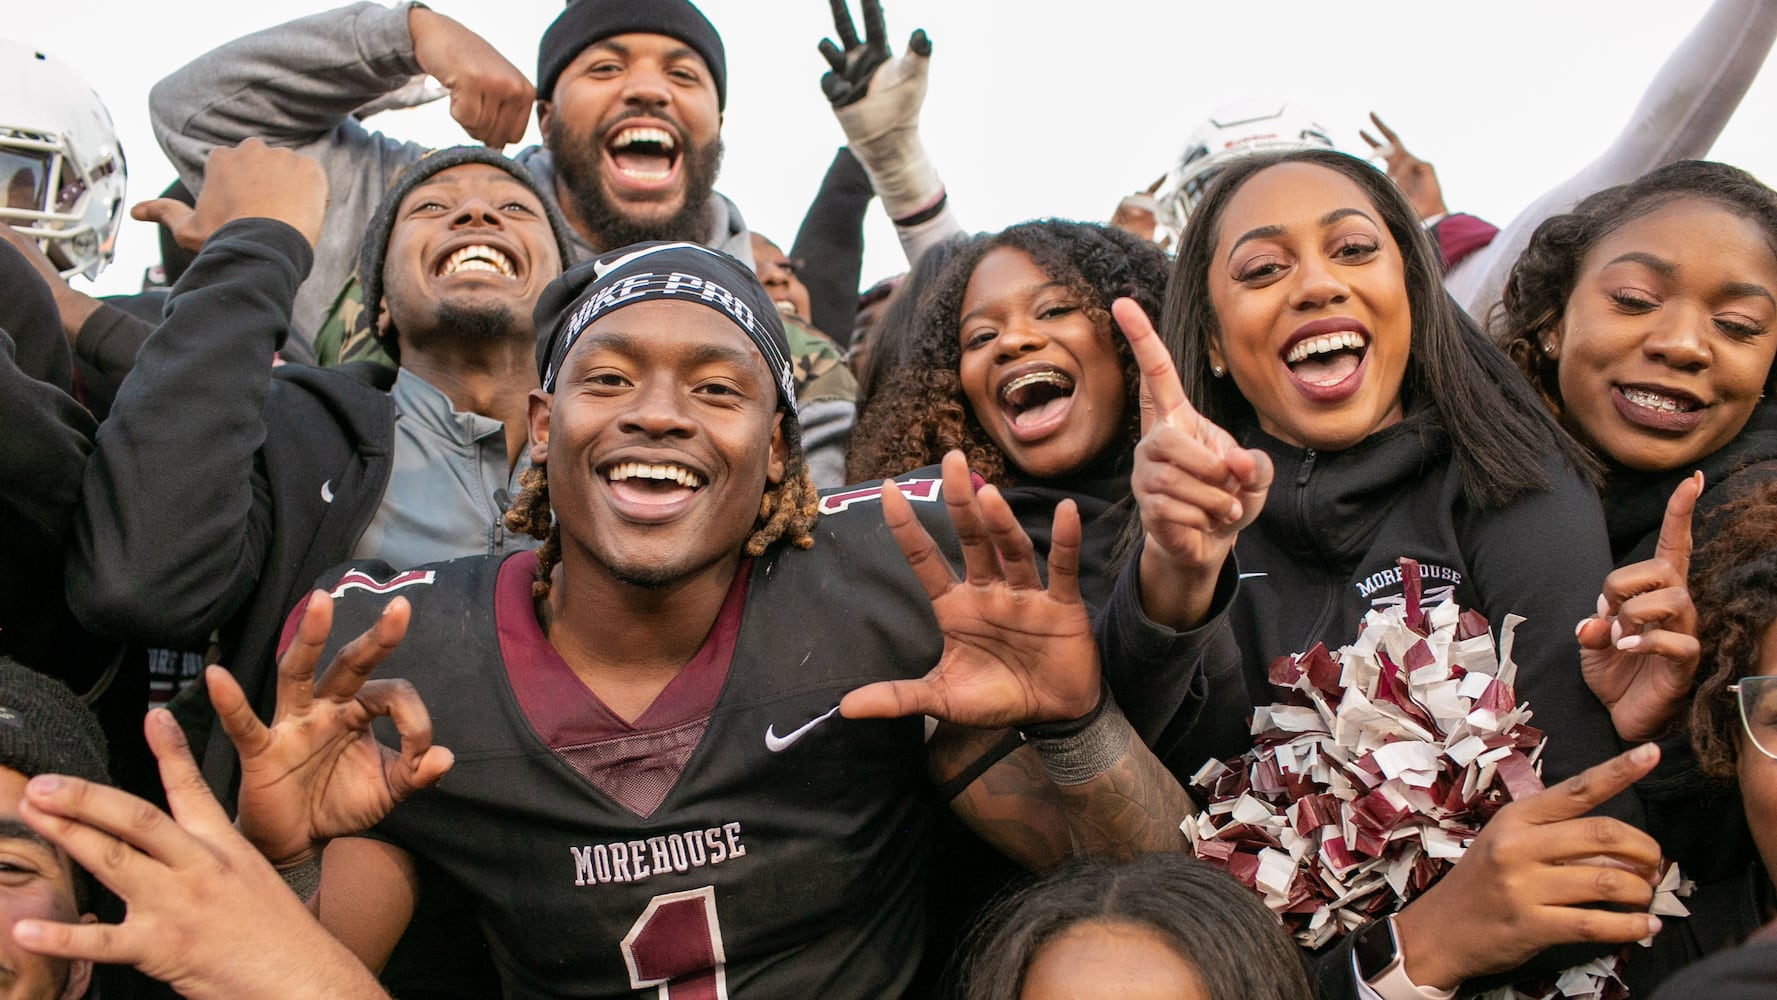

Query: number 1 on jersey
621,886,729,1000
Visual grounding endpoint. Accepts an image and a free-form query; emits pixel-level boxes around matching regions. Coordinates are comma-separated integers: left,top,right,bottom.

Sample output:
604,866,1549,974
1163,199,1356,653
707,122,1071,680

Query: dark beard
547,114,724,250
412,298,521,351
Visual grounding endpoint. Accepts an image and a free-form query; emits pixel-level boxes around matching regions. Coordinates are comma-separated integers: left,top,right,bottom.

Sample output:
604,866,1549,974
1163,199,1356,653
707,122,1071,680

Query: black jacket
66,219,397,791
1105,404,1635,1000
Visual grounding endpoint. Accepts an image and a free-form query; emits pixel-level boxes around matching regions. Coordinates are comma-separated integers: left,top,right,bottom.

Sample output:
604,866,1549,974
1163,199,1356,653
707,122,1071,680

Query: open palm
841,451,1102,729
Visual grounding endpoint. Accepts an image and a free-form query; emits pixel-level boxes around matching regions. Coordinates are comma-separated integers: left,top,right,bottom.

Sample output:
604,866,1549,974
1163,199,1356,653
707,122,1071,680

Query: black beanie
537,0,727,109
0,659,109,787
357,146,578,346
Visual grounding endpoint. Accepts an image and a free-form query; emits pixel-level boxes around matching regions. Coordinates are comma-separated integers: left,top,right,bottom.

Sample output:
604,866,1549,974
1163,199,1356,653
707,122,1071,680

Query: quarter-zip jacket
1229,409,1631,811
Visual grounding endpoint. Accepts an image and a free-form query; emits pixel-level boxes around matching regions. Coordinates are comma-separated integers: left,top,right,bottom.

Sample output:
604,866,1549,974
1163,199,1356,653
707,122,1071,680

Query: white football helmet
0,39,126,280
1156,100,1336,240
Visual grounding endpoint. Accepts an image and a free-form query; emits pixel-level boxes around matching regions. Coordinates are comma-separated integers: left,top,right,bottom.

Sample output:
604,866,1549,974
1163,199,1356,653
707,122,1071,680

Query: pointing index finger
1515,743,1659,825
1112,297,1194,432
1656,472,1701,579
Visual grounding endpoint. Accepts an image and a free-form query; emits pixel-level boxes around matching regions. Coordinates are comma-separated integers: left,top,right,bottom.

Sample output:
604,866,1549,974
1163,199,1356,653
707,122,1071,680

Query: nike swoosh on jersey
765,705,840,753
320,479,335,503
1238,572,1267,579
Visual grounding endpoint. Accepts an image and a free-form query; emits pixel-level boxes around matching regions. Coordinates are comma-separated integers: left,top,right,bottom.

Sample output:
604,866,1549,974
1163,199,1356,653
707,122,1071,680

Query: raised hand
1113,297,1273,629
818,0,940,218
132,138,328,252
1360,113,1448,221
817,0,930,109
12,710,391,1000
840,451,1102,729
408,5,533,147
1579,473,1703,742
1392,743,1666,989
212,591,453,868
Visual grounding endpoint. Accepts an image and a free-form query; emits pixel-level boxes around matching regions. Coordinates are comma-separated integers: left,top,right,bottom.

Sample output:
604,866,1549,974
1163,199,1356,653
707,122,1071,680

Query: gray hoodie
149,1,753,363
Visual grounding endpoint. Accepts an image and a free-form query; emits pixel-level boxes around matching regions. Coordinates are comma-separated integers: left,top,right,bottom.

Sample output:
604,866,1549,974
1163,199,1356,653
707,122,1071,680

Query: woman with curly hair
1496,159,1777,572
847,220,1168,610
847,220,1256,997
1107,147,1665,999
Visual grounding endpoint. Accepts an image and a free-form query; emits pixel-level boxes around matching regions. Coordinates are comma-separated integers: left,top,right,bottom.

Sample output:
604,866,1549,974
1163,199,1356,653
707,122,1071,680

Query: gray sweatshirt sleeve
149,1,434,351
1448,0,1777,322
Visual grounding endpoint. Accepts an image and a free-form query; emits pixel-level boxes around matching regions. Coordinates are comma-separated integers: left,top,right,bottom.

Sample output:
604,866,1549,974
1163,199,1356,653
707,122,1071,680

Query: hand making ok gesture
1112,297,1274,629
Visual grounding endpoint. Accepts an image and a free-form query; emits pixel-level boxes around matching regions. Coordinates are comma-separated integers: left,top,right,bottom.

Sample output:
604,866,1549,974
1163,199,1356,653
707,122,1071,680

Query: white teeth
604,462,703,488
1284,331,1367,365
611,126,676,152
441,244,516,279
999,369,1074,402
1621,388,1695,413
609,127,677,181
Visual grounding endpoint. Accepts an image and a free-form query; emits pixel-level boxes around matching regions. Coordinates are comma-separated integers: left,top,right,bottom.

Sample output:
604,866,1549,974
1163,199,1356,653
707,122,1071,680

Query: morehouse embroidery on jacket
1354,562,1462,602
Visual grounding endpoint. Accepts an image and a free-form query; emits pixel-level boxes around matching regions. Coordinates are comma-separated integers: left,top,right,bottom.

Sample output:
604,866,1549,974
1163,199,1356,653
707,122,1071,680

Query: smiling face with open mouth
957,247,1128,480
1553,198,1777,472
542,34,722,244
380,164,563,347
1207,162,1411,451
532,299,785,591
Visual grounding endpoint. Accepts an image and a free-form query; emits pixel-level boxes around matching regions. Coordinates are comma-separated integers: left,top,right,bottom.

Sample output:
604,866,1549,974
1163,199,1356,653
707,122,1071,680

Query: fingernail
1646,915,1663,936
12,921,41,945
1610,620,1624,644
1615,635,1642,651
1632,742,1658,764
1574,619,1588,638
26,776,59,795
1597,594,1610,617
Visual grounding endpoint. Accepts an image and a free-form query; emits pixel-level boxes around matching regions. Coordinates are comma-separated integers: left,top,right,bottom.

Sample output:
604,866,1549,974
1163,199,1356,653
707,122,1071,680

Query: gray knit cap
357,146,578,348
0,659,108,787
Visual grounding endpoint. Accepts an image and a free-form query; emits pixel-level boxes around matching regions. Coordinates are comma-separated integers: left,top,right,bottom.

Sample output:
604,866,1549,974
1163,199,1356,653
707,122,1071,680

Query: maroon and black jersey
308,476,957,999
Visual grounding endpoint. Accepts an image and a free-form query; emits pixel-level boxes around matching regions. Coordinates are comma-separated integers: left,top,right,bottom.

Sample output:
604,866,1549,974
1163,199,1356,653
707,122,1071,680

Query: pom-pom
1182,559,1682,999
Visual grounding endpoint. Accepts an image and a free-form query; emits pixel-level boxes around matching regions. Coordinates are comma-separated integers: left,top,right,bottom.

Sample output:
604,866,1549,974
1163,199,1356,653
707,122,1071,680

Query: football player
210,242,1196,998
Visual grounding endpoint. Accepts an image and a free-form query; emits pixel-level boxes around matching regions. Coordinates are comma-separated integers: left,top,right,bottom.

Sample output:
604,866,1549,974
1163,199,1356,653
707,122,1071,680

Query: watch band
1356,918,1456,1000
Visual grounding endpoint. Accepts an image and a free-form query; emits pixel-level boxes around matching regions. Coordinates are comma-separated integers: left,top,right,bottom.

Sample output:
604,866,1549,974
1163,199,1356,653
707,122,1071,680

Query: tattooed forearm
1054,728,1195,859
948,744,1074,870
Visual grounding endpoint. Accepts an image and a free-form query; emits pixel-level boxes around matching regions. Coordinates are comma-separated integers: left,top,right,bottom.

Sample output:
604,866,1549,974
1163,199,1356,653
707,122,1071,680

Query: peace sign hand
1113,298,1273,629
1360,112,1448,221
840,451,1102,729
1579,473,1703,742
817,0,931,109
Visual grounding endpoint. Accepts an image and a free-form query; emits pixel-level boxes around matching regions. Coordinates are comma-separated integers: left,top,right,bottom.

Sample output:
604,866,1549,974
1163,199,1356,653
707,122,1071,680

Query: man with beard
149,0,749,363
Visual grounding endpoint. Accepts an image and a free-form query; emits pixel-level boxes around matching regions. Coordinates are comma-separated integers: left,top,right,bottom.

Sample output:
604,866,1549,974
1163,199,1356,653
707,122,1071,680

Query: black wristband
891,191,948,228
1018,684,1107,741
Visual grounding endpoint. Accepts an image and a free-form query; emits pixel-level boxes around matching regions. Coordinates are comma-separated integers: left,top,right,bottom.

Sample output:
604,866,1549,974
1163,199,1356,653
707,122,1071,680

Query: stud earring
1542,340,1559,358
1210,364,1226,378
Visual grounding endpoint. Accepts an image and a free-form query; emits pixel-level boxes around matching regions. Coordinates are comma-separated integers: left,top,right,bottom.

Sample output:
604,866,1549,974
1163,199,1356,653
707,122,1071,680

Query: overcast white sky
14,0,1777,299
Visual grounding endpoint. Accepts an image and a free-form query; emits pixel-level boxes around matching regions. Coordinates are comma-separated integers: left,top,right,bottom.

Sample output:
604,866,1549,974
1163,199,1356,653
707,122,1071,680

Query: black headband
534,242,797,414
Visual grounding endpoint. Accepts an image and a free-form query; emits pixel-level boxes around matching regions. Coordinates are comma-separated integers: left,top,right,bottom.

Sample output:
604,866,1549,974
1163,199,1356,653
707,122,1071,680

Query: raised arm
818,0,964,267
842,452,1196,868
1450,0,1777,319
66,142,325,647
149,1,530,344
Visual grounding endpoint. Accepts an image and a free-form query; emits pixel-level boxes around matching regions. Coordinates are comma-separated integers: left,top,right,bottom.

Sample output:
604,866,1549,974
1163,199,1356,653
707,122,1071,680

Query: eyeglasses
1728,676,1777,760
